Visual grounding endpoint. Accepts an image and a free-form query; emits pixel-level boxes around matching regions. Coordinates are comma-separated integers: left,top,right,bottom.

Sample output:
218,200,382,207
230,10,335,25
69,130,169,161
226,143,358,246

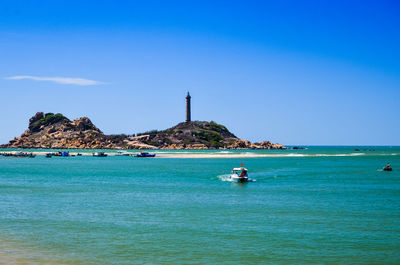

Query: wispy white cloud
5,75,105,86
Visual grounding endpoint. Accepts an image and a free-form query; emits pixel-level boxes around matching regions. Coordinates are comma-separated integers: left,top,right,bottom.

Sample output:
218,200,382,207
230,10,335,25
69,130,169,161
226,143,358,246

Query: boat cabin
232,167,248,177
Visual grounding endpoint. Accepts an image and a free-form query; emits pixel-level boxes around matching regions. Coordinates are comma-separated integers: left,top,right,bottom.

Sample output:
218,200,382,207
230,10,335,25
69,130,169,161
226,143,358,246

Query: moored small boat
115,151,130,156
50,151,70,157
13,152,36,158
93,152,108,157
134,151,156,157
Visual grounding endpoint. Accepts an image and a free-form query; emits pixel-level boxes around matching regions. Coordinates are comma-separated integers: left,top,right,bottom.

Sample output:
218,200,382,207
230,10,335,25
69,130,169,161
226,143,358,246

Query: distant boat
14,151,36,158
93,152,108,157
115,151,130,156
52,151,70,157
383,163,393,171
134,151,156,158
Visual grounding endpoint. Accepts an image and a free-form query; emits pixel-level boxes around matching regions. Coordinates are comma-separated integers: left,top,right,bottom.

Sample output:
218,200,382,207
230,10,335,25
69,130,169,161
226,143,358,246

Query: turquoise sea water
0,147,399,264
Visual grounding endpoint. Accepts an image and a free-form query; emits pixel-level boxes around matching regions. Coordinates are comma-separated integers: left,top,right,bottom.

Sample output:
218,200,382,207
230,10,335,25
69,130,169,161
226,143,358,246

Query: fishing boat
115,151,130,156
51,151,70,157
93,152,108,157
135,151,156,157
230,166,249,182
14,152,36,158
383,163,393,171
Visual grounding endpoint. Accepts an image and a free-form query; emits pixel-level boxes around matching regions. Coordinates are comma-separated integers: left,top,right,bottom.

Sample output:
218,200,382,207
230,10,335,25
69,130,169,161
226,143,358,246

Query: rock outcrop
0,112,286,150
136,121,238,149
1,112,126,149
252,141,286,150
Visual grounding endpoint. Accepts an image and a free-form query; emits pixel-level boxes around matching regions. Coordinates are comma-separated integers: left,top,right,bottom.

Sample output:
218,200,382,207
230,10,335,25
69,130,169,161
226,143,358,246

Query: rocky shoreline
0,112,287,150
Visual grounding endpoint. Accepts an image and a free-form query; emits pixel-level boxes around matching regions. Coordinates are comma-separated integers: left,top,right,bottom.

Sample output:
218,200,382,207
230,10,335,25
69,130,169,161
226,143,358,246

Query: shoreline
0,150,395,158
0,150,287,158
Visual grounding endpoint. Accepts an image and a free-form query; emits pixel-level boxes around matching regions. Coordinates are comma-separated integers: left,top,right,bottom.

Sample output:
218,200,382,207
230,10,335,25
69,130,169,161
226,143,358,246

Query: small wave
249,153,369,157
372,153,399,156
250,153,367,157
313,153,366,157
284,153,307,157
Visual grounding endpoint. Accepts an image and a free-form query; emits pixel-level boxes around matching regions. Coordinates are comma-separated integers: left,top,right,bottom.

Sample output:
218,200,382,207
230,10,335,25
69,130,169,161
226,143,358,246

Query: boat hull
93,152,108,157
230,175,249,183
135,154,156,157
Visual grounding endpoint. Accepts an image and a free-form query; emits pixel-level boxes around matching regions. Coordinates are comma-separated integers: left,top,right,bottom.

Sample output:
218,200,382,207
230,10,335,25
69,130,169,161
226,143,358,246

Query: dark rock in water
354,149,360,151
293,146,306,150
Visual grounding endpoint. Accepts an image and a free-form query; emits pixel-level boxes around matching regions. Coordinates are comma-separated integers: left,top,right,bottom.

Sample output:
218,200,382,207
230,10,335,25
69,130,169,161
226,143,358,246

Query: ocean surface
0,147,399,264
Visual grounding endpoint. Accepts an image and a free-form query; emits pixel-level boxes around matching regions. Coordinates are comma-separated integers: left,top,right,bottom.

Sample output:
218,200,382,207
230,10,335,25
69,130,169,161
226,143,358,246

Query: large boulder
227,139,251,149
252,141,288,149
72,117,101,132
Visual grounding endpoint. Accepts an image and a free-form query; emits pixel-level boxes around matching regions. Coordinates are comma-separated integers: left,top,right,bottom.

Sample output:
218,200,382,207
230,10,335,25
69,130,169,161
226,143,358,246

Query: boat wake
217,174,232,182
217,170,292,182
217,174,256,182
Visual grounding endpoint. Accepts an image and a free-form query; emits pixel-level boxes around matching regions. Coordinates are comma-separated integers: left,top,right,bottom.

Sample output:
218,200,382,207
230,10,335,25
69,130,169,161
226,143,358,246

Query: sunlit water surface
0,147,399,264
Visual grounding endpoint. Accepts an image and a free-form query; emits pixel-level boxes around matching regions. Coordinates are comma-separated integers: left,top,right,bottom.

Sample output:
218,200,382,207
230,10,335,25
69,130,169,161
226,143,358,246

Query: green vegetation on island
29,113,68,132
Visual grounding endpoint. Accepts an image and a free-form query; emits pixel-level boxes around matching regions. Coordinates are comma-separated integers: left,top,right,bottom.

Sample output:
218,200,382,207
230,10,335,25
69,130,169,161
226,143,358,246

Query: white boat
92,152,107,157
230,167,249,182
115,151,130,156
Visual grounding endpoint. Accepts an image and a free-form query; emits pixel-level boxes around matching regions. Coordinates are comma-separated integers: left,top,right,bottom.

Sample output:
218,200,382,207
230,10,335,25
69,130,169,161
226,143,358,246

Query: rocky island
0,112,286,150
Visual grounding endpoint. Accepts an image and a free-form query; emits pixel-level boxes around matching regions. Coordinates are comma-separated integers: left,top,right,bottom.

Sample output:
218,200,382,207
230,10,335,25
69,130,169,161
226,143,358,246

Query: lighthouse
186,92,191,123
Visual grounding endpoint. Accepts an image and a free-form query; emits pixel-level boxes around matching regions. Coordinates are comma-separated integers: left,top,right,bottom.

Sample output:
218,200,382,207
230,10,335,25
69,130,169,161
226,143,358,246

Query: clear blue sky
0,0,399,145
